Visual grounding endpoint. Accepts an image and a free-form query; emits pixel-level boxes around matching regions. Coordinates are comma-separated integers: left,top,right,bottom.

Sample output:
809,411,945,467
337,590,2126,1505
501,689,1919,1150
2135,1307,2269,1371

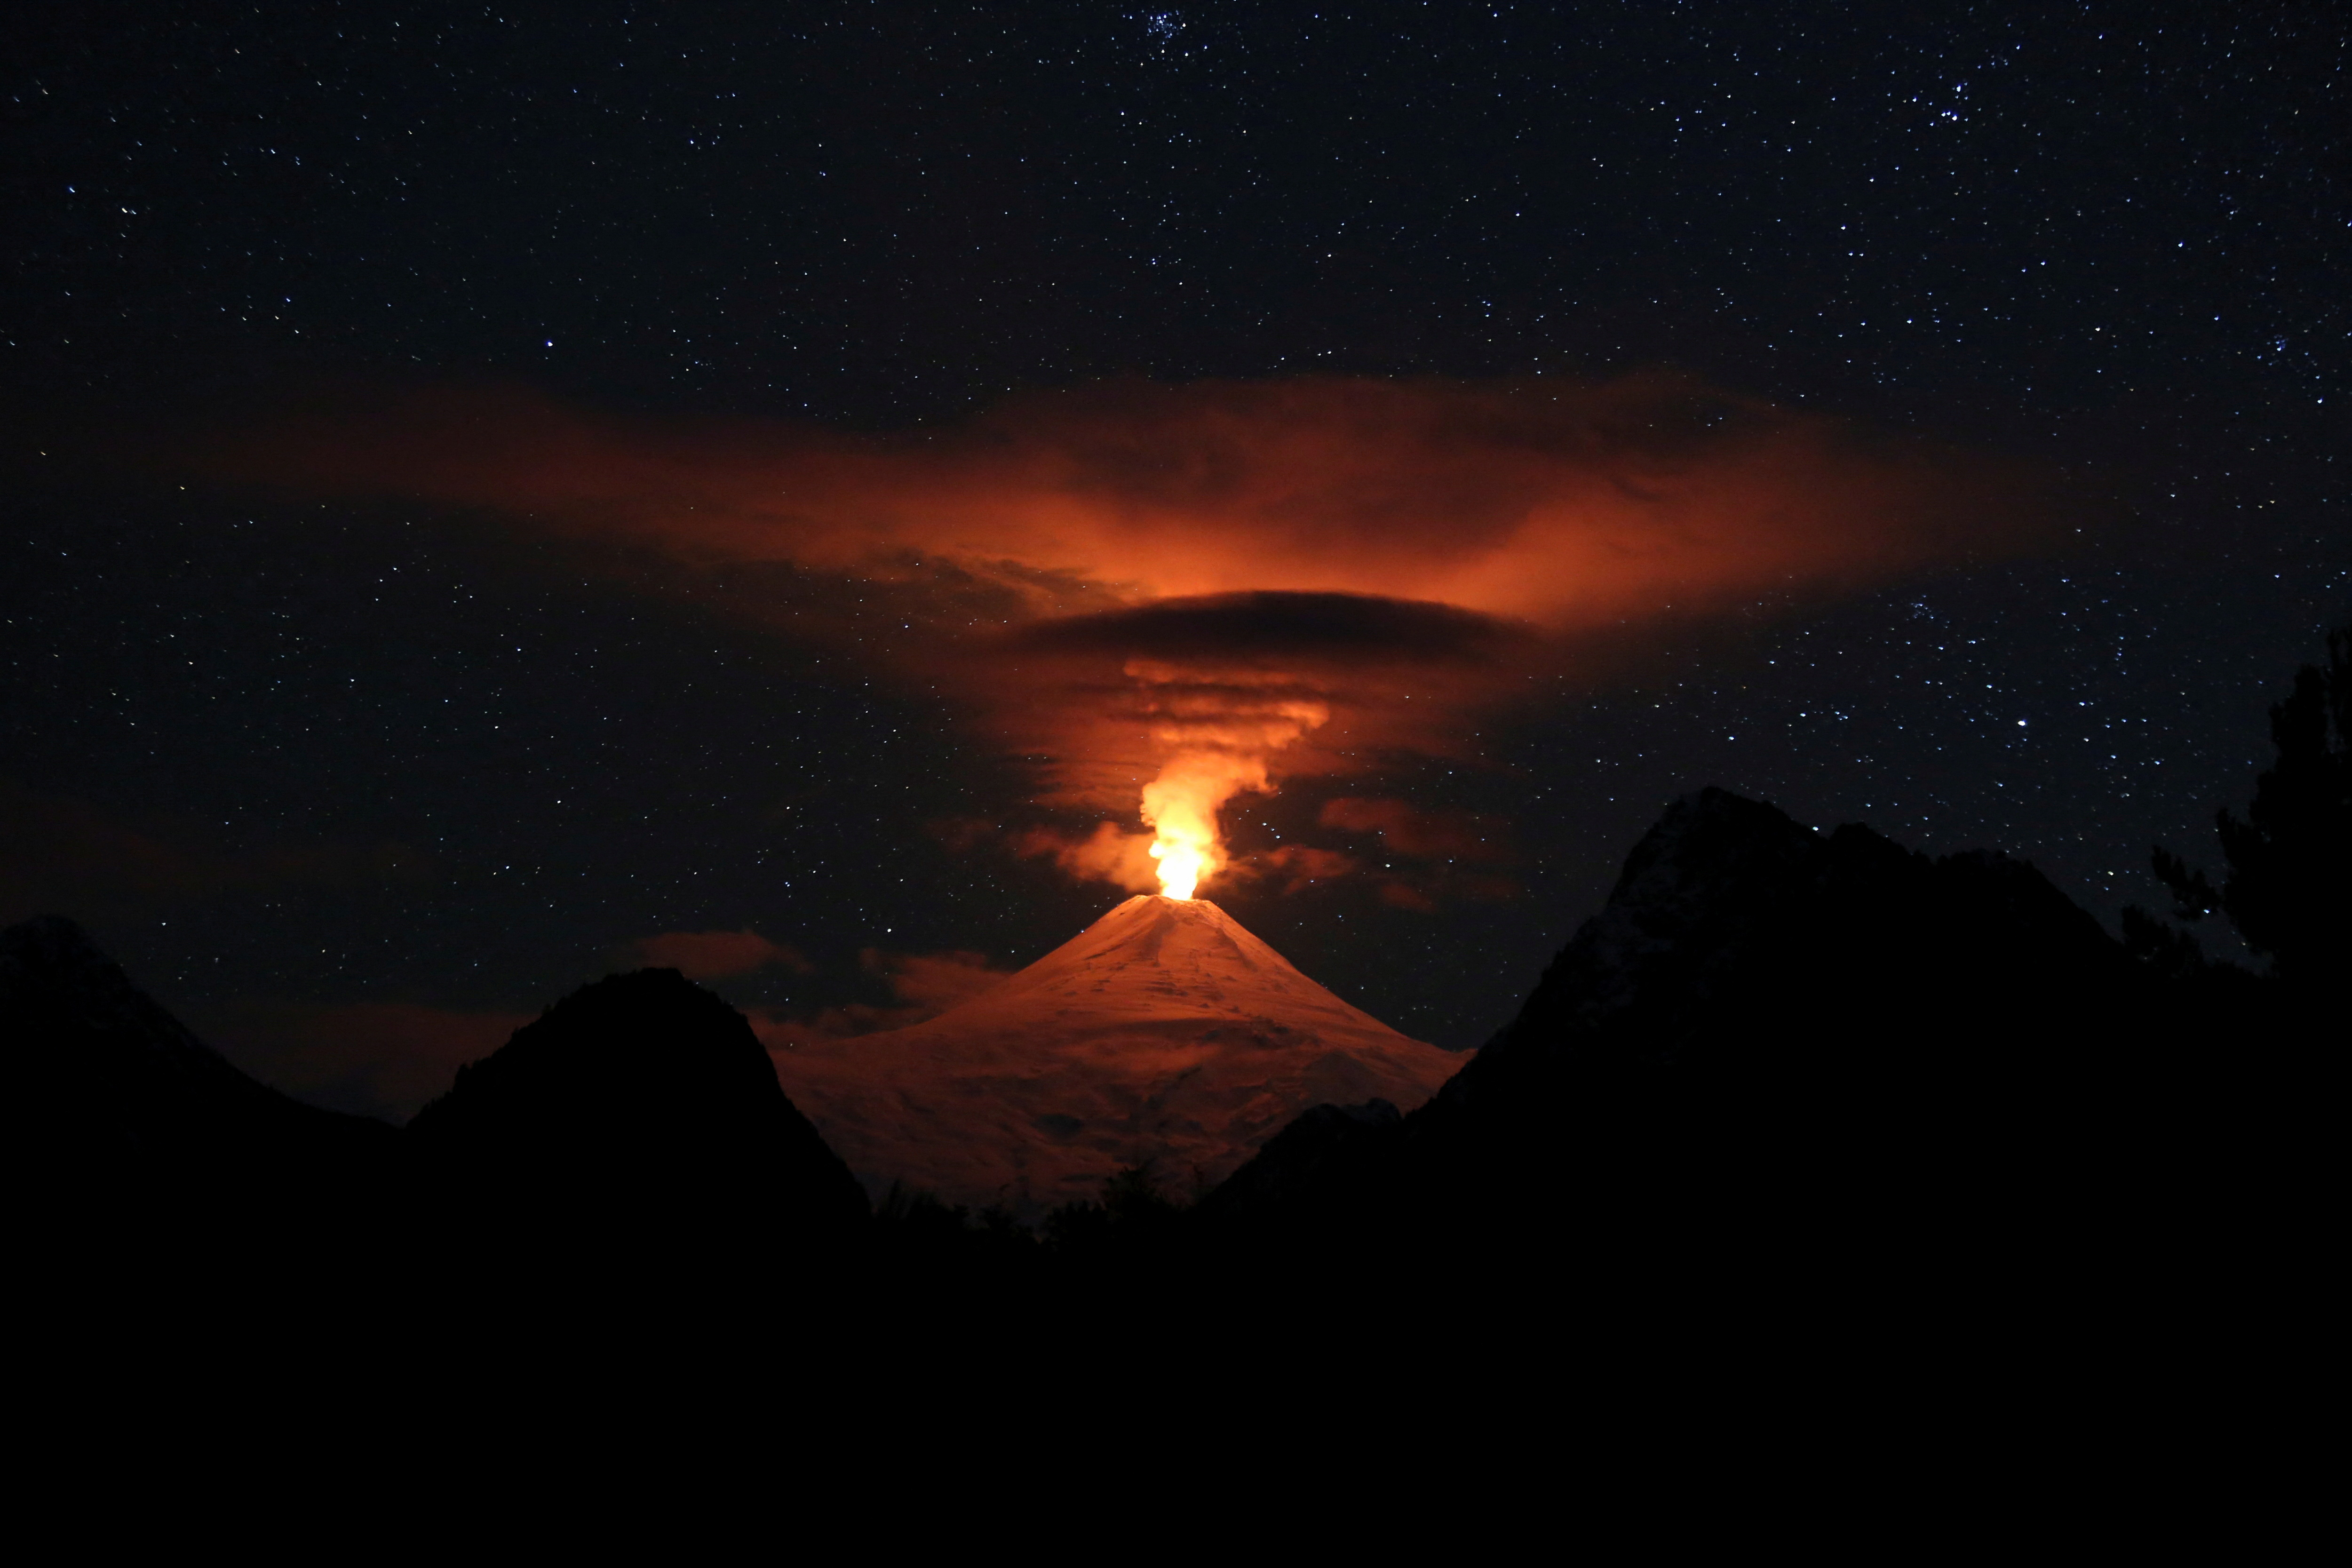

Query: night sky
5,3,2344,1122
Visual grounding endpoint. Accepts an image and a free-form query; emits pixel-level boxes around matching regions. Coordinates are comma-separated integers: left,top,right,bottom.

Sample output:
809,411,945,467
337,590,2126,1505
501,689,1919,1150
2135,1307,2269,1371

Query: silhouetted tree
2118,904,2209,981
1043,1162,1184,1259
1100,1162,1182,1226
877,1181,971,1237
2146,623,2350,989
869,1181,1045,1275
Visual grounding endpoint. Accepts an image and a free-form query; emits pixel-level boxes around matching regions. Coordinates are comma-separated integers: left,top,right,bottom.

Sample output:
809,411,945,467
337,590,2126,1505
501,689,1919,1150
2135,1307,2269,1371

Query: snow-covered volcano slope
768,895,1464,1216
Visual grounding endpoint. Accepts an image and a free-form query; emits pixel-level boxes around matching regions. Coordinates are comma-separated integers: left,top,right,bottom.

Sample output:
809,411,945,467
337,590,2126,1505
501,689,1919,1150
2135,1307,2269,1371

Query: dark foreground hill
407,966,869,1259
1198,788,2293,1290
2,915,397,1250
6,921,866,1302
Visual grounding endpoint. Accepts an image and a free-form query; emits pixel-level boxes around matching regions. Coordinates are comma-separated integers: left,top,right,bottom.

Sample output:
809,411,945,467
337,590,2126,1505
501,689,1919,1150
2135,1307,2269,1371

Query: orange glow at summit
1142,755,1266,899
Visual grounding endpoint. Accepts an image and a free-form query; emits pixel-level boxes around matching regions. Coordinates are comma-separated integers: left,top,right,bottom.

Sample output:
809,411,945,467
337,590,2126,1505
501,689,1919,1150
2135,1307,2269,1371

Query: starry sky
4,2,2344,1120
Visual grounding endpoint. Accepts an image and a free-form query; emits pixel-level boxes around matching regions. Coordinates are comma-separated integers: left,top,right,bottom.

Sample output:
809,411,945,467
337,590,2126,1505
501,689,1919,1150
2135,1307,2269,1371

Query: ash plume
196,373,2054,901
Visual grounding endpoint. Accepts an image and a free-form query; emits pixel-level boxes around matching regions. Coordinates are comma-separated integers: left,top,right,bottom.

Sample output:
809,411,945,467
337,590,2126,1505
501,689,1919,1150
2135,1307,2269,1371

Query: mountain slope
1205,788,2154,1256
1,914,396,1179
407,967,869,1242
2,914,397,1281
771,894,1462,1214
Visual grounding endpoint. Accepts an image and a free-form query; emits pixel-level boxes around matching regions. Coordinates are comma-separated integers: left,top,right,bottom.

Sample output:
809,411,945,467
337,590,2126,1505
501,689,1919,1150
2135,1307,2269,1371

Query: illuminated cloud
1259,844,1358,892
872,947,1011,1013
0,775,424,924
193,999,532,1123
204,373,2052,900
628,928,815,980
1319,797,1510,863
1013,821,1161,893
751,946,1012,1048
212,372,2036,629
958,591,1539,855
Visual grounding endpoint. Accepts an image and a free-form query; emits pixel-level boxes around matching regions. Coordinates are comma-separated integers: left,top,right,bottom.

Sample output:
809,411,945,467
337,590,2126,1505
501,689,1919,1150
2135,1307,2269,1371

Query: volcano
767,895,1464,1216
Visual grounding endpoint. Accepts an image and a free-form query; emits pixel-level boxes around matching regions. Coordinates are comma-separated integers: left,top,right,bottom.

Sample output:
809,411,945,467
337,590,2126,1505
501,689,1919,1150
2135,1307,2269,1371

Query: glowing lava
1142,755,1263,899
1149,840,1204,901
1128,666,1331,899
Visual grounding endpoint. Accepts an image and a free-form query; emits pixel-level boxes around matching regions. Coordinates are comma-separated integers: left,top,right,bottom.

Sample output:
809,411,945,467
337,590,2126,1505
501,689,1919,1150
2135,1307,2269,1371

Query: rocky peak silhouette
1462,786,2121,1089
407,966,868,1242
2,913,394,1170
1208,787,2143,1253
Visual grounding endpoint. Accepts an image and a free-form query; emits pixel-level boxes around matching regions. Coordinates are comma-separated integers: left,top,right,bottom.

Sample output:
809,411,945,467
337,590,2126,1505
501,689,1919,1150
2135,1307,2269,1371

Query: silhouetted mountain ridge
408,966,868,1243
1203,787,2152,1258
2,913,394,1175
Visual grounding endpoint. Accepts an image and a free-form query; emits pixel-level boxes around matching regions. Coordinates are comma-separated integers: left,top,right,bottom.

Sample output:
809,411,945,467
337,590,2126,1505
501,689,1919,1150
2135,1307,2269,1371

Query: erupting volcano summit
769,895,1463,1215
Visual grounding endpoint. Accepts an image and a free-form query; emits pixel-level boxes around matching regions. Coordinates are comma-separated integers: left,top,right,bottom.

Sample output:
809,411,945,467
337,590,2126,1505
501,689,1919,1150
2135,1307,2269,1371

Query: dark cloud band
1000,590,1528,666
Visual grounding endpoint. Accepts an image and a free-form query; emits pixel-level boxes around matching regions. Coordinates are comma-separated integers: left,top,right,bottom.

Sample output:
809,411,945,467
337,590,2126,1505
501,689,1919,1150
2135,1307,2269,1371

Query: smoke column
1126,659,1331,898
1141,755,1263,899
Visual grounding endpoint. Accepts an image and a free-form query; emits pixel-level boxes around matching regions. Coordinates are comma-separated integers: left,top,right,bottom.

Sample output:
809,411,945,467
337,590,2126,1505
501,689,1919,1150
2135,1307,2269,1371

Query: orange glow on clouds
209,374,2051,902
1144,753,1261,899
223,374,2027,629
1131,659,1329,897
